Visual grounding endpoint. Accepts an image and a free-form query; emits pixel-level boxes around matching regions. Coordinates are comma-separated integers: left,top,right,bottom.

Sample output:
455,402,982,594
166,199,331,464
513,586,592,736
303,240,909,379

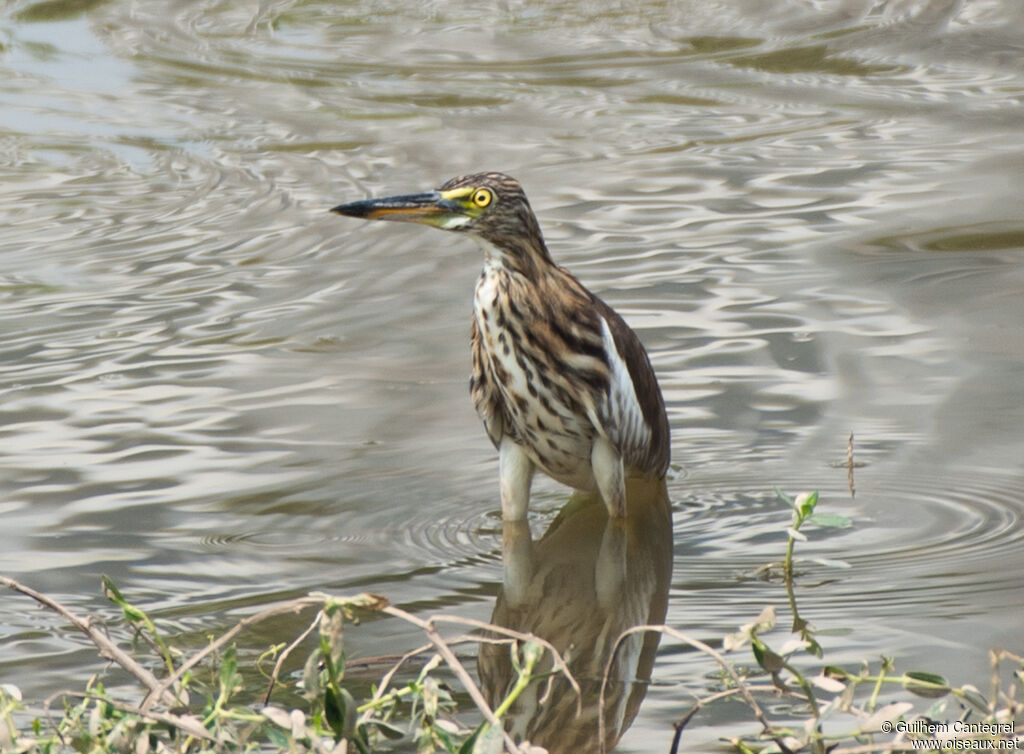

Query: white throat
472,235,520,271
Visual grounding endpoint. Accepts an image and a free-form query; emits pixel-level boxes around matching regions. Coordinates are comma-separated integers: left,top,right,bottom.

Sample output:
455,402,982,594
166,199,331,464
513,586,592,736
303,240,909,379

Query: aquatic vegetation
0,490,1020,753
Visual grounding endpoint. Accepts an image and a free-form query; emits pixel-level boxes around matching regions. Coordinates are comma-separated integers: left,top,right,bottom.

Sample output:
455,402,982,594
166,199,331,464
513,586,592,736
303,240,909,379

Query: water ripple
670,469,1024,619
3,1,1024,744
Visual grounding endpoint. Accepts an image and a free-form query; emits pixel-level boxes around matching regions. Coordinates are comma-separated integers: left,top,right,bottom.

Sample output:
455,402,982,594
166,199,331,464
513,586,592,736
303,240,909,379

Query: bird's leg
500,519,534,607
591,436,627,518
499,436,535,520
595,517,627,612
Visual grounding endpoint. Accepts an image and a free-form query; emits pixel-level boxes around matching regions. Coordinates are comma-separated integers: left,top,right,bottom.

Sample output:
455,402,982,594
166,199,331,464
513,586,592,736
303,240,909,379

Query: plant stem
784,534,796,581
491,645,541,720
867,657,892,713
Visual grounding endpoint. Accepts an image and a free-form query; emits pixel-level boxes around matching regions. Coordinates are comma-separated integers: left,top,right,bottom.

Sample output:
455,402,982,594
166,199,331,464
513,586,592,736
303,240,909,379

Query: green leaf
352,732,372,754
457,726,482,754
101,575,125,603
862,702,914,732
324,686,344,738
795,491,819,520
959,684,989,713
302,651,322,699
340,687,358,736
903,671,950,698
815,627,854,637
805,636,823,659
807,557,852,569
265,727,291,747
370,720,405,740
122,605,148,623
773,488,795,507
101,576,147,623
470,724,505,754
811,674,846,693
807,513,852,529
751,640,785,674
821,665,850,679
747,605,777,634
219,647,239,695
262,706,293,730
431,723,456,752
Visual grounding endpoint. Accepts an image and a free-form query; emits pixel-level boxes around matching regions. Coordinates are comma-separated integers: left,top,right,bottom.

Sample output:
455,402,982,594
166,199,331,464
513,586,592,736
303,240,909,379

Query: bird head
331,172,551,271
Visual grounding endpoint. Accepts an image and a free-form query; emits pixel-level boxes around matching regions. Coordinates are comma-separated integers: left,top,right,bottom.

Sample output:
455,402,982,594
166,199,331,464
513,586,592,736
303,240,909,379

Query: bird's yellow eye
471,188,493,208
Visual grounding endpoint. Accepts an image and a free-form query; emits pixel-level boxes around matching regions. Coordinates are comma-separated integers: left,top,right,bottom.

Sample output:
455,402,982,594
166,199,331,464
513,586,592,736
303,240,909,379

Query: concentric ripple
668,467,1024,627
392,507,503,564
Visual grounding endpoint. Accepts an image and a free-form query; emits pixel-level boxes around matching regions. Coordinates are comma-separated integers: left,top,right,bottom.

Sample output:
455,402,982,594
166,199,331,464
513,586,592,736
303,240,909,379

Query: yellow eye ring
471,188,493,208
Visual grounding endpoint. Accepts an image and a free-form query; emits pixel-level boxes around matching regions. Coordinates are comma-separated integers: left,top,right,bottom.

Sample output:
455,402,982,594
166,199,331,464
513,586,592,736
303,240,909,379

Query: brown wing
591,295,670,477
470,316,506,449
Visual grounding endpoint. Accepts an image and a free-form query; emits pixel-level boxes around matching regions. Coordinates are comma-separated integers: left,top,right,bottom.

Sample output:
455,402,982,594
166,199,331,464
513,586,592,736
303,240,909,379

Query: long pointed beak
331,191,455,223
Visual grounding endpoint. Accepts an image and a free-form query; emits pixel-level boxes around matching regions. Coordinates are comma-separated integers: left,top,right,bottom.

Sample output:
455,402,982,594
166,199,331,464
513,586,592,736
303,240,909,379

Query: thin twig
6,577,580,753
383,605,525,754
847,431,856,498
356,633,542,725
599,624,789,754
391,611,581,712
263,608,324,705
43,690,216,741
359,639,436,717
0,575,181,708
141,595,330,712
670,681,787,750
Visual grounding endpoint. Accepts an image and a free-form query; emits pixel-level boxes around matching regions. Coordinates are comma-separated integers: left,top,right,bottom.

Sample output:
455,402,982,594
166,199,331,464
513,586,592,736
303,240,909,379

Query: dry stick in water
140,594,337,713
3,575,577,753
354,631,547,736
392,611,581,711
1,575,216,742
356,639,437,715
263,608,324,705
381,605,540,754
0,575,182,709
598,624,793,754
847,431,856,498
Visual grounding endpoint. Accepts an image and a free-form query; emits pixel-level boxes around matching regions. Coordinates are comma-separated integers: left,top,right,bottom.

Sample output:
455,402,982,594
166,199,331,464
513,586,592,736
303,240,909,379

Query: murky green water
2,0,1023,750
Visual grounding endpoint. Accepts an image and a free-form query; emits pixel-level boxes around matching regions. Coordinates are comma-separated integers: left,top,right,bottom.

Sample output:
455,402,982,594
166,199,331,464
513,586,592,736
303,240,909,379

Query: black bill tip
330,199,374,218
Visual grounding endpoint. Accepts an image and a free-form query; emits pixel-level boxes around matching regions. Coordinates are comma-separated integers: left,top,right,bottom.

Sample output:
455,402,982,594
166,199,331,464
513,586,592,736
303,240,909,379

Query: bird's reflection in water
479,478,673,753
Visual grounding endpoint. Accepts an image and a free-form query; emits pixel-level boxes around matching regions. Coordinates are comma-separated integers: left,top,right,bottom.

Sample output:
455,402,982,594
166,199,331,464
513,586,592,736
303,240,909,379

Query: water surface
2,0,1023,750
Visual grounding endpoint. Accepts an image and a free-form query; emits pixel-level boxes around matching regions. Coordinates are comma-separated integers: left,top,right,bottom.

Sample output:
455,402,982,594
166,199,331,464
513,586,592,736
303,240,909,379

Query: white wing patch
598,316,651,459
